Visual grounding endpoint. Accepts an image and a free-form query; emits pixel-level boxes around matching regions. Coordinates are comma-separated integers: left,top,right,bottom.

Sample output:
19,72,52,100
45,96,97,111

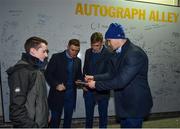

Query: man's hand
86,80,96,89
85,75,94,82
56,83,66,91
82,87,88,91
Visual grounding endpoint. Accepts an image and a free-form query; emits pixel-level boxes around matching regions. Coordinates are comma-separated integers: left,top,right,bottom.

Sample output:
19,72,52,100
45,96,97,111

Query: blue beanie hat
105,23,126,39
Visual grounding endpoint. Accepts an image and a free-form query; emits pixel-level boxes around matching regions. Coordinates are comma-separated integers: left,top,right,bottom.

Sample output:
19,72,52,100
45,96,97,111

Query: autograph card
76,81,87,85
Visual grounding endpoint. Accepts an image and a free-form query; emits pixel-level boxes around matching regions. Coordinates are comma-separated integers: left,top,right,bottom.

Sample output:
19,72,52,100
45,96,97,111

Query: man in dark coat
45,39,82,128
86,23,153,128
7,37,49,127
83,32,112,128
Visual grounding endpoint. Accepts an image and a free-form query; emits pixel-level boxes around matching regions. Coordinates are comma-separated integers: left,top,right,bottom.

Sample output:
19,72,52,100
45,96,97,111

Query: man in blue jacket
45,39,82,128
86,23,153,128
83,32,112,128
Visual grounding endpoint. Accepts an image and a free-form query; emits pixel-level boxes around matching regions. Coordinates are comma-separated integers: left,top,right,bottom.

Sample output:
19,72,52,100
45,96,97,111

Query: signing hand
85,75,94,82
87,80,96,89
82,87,88,91
56,83,66,91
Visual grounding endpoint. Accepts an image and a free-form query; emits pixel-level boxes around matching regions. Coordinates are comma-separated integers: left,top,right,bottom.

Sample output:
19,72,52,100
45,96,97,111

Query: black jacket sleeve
83,50,89,77
76,59,83,80
96,51,145,91
45,54,61,89
94,59,115,81
8,68,38,127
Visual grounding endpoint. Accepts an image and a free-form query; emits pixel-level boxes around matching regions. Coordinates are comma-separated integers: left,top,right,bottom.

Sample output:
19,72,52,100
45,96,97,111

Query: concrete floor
0,116,180,128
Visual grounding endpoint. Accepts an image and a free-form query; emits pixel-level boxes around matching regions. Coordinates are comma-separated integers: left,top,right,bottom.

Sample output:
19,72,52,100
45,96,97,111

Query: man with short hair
45,39,83,128
83,32,112,128
87,23,153,128
7,36,49,127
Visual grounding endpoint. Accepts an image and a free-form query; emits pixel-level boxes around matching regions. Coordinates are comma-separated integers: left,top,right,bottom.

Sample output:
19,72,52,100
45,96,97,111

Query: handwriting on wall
1,0,180,122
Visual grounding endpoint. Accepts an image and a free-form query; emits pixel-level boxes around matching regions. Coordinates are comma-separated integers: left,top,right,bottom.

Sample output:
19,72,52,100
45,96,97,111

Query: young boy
7,36,49,127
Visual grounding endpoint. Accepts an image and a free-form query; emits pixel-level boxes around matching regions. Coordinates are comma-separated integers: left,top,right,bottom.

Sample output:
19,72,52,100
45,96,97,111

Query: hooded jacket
6,53,48,127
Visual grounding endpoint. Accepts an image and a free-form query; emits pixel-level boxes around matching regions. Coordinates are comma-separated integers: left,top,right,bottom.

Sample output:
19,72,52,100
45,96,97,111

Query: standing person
45,39,83,128
6,36,49,127
83,32,112,128
86,23,153,128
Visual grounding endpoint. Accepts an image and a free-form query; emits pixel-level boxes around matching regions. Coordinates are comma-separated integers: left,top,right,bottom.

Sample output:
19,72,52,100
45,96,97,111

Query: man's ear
29,48,36,56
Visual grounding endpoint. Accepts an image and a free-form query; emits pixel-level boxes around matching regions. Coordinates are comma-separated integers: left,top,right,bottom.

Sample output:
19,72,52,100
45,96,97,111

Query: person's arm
9,69,38,127
87,54,114,81
95,51,146,91
83,50,89,77
86,68,113,81
94,58,115,81
45,54,61,89
82,50,90,91
76,59,83,80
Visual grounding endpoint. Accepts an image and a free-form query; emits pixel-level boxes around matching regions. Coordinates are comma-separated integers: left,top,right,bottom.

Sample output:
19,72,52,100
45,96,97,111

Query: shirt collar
115,47,122,53
66,50,73,59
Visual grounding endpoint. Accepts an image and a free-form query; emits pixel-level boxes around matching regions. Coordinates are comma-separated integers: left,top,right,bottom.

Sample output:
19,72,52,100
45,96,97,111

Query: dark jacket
45,51,82,112
95,39,153,118
6,53,48,128
83,46,112,99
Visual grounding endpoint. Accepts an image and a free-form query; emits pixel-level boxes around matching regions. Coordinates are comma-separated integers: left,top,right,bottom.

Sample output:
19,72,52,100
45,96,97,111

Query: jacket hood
6,53,48,76
6,60,29,76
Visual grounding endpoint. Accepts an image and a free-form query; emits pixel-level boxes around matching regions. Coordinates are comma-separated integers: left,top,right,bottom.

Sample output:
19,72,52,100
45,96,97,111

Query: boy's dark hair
90,32,103,44
24,36,48,53
68,39,80,47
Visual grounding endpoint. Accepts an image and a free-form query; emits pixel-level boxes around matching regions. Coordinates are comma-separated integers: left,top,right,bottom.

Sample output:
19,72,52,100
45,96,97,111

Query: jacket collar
21,53,47,69
121,38,131,53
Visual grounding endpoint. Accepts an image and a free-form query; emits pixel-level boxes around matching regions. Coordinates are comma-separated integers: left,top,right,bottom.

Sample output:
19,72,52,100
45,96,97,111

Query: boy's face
91,41,103,53
67,44,80,58
30,43,48,61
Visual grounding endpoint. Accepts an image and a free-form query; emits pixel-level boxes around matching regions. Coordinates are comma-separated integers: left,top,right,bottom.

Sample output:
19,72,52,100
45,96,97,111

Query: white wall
0,0,180,121
0,88,2,116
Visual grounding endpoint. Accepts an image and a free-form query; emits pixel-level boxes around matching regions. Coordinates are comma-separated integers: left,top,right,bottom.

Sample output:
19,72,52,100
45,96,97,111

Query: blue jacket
45,51,82,112
83,46,112,100
95,39,153,118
